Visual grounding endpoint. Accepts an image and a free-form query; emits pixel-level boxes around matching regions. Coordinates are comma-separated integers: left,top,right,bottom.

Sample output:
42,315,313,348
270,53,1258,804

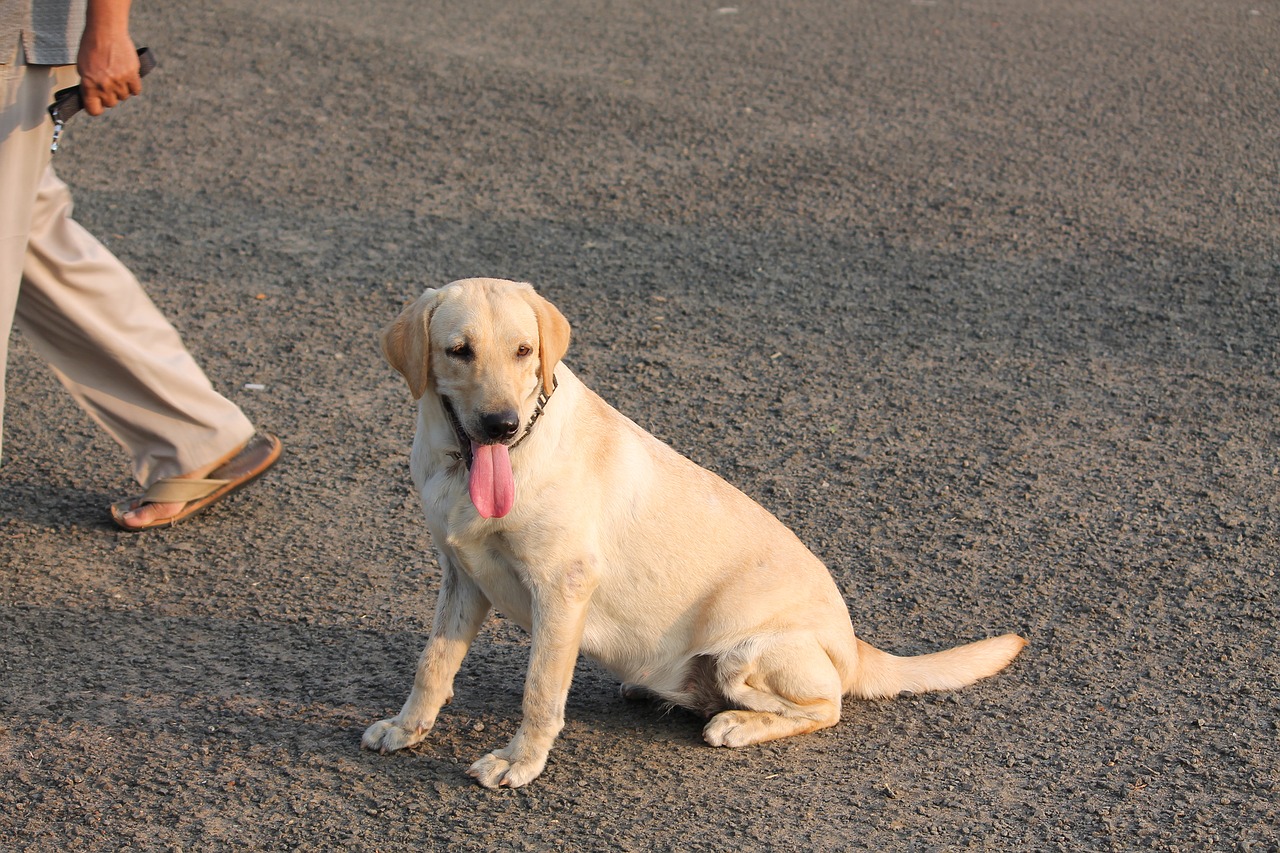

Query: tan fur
363,278,1026,788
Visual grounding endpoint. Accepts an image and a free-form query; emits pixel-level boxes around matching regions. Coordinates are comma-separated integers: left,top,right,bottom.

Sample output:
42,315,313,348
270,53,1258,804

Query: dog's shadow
433,653,710,744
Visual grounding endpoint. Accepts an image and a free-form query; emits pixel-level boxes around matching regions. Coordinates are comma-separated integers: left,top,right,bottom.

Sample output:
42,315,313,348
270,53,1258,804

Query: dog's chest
447,527,537,630
419,467,465,528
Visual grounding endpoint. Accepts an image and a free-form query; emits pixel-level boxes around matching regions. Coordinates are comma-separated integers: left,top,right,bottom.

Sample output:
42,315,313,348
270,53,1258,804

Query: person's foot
115,498,196,529
116,458,225,529
111,433,283,531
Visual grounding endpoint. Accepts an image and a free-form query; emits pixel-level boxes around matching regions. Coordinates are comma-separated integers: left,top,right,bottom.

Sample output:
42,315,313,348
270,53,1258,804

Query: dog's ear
381,289,439,399
528,290,571,394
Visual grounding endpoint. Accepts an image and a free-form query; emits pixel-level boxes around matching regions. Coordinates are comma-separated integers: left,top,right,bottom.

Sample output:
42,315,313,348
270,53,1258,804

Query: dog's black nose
480,410,520,441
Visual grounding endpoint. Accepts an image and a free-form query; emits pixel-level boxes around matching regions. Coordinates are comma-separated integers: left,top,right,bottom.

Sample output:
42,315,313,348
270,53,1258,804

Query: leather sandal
110,433,283,531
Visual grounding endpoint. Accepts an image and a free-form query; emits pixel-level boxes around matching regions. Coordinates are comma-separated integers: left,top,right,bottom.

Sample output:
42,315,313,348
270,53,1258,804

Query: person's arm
76,0,140,116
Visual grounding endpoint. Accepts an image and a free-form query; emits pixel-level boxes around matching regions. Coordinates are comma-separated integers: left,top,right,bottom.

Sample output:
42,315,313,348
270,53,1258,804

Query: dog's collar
510,375,558,452
442,375,558,467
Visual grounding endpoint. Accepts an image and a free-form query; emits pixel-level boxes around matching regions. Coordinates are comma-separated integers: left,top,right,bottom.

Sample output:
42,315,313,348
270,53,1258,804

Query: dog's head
382,278,571,443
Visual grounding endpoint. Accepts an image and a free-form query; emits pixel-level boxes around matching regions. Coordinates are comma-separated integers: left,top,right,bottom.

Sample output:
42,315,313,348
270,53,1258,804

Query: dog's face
382,278,571,445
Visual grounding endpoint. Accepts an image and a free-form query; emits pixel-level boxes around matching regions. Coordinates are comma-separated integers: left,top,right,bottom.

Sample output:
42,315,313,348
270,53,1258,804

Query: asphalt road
1,1,1277,849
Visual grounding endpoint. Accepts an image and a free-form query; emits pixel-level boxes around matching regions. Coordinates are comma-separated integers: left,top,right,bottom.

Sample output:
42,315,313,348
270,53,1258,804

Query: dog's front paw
467,749,548,789
362,717,429,754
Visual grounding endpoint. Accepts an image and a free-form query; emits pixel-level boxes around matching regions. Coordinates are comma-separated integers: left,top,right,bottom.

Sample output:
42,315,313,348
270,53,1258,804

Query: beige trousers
0,55,254,487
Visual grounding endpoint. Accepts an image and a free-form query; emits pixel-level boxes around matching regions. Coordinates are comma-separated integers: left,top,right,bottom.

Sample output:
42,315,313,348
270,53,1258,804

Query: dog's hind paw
703,706,837,747
361,717,427,754
468,750,547,789
703,710,755,747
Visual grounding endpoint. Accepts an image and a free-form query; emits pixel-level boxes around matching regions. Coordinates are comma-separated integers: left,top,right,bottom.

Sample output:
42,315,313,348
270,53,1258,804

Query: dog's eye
447,342,474,361
516,344,534,358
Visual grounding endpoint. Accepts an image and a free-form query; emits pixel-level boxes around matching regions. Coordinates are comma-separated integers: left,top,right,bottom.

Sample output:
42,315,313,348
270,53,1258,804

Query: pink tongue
469,443,515,518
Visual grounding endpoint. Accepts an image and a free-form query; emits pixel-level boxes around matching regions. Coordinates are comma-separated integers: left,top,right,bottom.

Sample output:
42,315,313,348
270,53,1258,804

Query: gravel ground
1,1,1277,849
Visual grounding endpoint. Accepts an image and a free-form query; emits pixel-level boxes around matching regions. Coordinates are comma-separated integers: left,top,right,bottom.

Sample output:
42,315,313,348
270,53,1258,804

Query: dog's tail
846,633,1026,699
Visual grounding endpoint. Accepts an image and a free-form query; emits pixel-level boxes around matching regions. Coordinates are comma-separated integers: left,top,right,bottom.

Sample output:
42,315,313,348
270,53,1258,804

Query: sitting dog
363,278,1025,788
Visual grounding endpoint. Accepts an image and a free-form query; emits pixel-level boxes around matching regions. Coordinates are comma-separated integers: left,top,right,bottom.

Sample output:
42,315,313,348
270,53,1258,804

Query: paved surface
2,1,1277,849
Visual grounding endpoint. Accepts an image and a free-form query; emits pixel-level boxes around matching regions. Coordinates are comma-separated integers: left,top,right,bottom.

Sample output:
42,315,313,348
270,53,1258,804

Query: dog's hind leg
363,555,490,754
702,636,843,748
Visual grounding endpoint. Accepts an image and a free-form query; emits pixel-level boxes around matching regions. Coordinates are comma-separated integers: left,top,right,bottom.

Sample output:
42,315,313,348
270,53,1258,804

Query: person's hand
76,2,140,116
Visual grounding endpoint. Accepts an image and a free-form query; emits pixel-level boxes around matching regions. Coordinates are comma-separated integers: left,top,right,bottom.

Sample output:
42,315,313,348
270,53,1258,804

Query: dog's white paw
703,710,756,748
467,750,548,789
362,718,428,754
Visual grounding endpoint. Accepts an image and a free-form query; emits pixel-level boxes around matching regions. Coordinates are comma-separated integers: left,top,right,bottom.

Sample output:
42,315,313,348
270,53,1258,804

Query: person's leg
0,51,60,461
3,55,270,528
16,163,256,489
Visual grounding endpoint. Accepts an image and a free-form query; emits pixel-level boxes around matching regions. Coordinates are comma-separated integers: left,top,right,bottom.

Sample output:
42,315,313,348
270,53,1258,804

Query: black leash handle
49,47,156,151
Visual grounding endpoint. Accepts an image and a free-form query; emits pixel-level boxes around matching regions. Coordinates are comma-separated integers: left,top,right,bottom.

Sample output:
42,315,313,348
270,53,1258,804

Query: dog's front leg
468,560,597,789
363,555,490,754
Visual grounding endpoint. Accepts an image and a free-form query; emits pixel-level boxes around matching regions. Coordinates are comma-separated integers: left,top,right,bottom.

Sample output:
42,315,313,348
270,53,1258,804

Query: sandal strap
138,477,231,505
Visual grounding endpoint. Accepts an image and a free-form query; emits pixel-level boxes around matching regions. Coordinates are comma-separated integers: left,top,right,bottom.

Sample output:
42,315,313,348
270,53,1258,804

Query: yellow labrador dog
364,278,1025,788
